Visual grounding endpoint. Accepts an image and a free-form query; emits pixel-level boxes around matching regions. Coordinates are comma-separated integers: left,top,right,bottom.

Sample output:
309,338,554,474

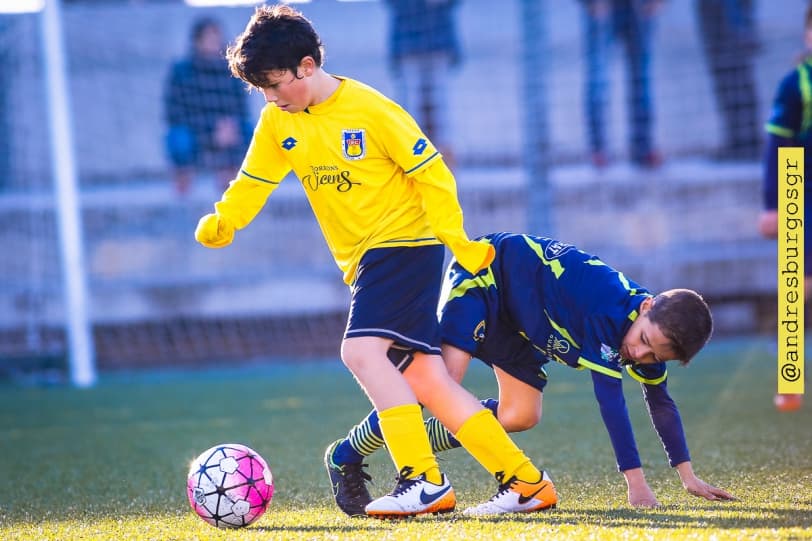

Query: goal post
40,0,96,387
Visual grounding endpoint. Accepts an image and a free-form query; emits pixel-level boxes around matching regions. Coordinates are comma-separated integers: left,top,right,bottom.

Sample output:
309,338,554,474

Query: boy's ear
639,296,654,314
299,56,316,76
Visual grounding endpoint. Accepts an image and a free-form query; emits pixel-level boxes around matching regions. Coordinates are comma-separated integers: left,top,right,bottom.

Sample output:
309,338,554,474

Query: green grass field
0,337,809,540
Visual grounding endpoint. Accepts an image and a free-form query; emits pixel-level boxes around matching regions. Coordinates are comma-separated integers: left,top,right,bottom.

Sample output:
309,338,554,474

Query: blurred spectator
164,17,253,195
759,3,812,412
578,0,663,168
384,0,462,166
696,0,761,161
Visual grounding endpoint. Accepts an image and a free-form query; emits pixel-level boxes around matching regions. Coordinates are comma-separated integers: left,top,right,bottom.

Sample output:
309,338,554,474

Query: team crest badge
600,343,622,365
473,320,486,343
544,240,574,260
342,129,366,160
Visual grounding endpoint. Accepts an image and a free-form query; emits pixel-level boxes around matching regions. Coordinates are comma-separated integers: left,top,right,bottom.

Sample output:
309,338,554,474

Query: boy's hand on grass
676,461,737,502
195,213,235,248
624,467,660,508
683,477,737,502
627,484,660,508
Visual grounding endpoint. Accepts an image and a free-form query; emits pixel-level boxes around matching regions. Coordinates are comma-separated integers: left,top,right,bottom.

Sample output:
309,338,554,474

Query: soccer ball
187,443,274,528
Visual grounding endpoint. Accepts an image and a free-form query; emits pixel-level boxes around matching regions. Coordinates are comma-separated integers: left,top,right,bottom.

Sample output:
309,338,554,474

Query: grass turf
0,336,809,540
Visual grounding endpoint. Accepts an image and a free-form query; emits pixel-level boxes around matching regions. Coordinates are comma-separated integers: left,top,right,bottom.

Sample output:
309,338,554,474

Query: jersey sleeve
377,101,443,174
591,369,642,471
237,105,292,187
213,106,288,228
765,70,803,139
373,101,493,272
640,378,691,467
762,71,801,210
410,161,495,273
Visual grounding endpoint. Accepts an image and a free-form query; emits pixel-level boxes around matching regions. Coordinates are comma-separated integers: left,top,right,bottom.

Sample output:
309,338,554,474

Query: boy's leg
340,337,455,518
405,352,558,515
339,245,455,518
326,352,546,515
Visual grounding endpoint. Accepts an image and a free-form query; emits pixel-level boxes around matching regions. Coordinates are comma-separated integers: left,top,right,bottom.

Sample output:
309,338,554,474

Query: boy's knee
339,340,366,372
498,407,541,433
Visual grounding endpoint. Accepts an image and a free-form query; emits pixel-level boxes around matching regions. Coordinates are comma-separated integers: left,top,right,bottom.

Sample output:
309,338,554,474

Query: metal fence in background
0,0,800,382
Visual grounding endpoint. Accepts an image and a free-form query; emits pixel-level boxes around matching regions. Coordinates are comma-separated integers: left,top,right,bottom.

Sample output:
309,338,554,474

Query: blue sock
331,409,385,464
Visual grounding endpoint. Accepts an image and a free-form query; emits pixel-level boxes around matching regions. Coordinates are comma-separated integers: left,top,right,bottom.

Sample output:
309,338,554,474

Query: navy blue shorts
344,244,445,355
440,262,549,392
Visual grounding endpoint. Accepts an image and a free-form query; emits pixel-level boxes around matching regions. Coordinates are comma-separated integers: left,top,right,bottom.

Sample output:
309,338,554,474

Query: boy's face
261,64,312,113
619,298,677,365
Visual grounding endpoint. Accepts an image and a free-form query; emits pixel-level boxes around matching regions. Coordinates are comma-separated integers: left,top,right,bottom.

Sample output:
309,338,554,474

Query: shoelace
341,462,372,499
489,473,519,501
390,475,422,496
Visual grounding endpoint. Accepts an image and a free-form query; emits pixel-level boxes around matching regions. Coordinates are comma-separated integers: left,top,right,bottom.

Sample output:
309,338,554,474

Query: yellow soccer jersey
214,76,493,283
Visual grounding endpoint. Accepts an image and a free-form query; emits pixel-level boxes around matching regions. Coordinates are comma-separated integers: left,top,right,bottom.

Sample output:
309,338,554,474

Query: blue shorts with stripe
440,262,550,392
344,244,445,355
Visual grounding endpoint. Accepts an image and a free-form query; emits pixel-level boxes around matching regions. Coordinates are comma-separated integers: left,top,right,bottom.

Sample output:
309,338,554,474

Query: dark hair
227,4,324,88
191,17,222,44
647,289,713,365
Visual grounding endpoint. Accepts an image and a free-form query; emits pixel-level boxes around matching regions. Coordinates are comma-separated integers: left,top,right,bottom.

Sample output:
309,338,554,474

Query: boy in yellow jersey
194,5,557,518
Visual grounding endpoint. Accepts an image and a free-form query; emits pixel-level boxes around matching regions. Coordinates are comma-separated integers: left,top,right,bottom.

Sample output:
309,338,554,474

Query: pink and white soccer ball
187,443,274,528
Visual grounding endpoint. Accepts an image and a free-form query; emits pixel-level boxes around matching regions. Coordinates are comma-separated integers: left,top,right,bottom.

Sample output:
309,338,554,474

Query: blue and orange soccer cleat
463,470,558,516
365,472,456,518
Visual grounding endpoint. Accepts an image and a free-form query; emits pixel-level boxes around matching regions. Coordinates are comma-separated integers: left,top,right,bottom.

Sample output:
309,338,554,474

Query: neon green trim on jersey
543,309,581,349
628,308,639,322
521,235,565,278
587,259,644,298
617,271,647,297
625,364,667,385
766,123,795,138
446,266,496,302
577,357,622,378
799,63,812,133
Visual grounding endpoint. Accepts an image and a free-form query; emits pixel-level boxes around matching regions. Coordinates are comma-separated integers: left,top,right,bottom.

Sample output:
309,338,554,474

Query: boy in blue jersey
195,5,557,518
759,4,811,412
325,232,735,514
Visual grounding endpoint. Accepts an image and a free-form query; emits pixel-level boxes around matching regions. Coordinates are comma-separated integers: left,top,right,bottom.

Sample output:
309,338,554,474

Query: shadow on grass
464,504,812,530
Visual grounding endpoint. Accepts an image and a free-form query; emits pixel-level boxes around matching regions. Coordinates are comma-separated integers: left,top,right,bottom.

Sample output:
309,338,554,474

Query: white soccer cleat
463,470,558,516
365,472,456,518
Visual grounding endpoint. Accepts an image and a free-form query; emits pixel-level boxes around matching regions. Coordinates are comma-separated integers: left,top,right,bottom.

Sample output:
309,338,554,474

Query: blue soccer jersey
763,59,812,274
439,232,690,471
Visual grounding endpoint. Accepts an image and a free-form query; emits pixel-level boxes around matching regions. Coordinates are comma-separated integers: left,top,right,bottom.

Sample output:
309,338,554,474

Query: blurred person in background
696,0,761,161
164,17,253,195
759,2,812,413
384,0,462,167
578,0,664,169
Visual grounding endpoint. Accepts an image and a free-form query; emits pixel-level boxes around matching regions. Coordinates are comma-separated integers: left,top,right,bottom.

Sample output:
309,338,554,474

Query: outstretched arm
642,380,735,502
591,370,659,507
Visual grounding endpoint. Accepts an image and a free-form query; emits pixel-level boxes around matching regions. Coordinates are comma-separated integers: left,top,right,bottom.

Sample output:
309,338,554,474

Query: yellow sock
454,408,541,482
378,404,442,484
